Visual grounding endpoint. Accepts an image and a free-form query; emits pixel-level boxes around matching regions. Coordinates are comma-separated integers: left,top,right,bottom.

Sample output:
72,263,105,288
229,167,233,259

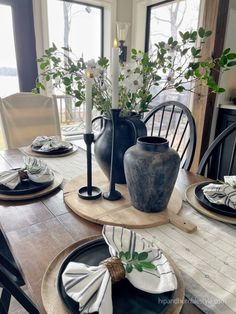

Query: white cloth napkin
202,176,236,209
32,136,71,152
0,157,54,189
62,225,177,314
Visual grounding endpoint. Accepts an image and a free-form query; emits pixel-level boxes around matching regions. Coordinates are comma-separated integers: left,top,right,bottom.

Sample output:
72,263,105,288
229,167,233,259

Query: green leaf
181,48,189,56
217,87,226,93
131,48,137,54
190,62,199,70
190,31,197,41
205,30,212,37
132,252,139,260
227,61,236,67
126,263,133,273
40,63,47,70
138,252,148,261
227,53,236,60
125,251,131,260
63,77,71,86
36,82,45,90
191,47,197,57
119,251,125,259
183,31,190,41
139,261,157,270
223,48,231,55
168,36,173,45
134,264,143,272
198,27,205,38
220,56,228,66
176,86,185,92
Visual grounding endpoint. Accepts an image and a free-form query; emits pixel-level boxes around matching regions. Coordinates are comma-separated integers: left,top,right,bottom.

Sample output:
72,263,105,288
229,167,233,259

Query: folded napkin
0,157,54,189
62,225,177,314
202,176,236,209
32,136,71,152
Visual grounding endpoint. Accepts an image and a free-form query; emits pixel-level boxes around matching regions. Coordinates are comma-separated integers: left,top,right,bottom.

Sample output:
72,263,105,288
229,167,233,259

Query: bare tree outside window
147,0,201,107
47,0,103,138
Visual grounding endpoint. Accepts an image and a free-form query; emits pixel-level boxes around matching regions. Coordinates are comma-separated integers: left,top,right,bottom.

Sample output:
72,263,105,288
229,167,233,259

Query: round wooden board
186,182,236,224
41,236,184,314
63,172,183,229
23,144,78,158
0,171,63,201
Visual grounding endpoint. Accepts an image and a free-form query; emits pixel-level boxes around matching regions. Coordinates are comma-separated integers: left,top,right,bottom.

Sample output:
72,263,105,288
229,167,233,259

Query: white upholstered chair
0,93,61,148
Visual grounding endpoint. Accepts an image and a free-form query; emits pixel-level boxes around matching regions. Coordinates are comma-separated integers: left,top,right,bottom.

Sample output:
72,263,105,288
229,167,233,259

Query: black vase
94,115,147,184
124,136,180,212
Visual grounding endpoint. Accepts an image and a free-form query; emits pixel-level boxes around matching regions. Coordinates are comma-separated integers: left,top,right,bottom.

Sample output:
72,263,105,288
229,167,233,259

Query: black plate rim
195,182,236,217
0,176,53,195
31,142,73,155
57,238,175,314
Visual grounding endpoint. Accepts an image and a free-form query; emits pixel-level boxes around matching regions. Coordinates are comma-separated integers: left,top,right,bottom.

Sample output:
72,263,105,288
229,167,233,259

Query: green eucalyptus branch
34,27,236,116
119,251,156,273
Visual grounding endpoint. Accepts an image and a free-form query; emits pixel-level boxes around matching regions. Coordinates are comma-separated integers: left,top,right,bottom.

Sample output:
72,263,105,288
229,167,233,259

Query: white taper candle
112,38,119,109
85,71,93,133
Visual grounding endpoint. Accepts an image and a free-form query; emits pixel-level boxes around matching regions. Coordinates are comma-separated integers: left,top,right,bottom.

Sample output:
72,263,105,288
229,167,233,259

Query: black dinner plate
0,178,53,195
31,143,73,155
57,238,175,314
195,182,236,217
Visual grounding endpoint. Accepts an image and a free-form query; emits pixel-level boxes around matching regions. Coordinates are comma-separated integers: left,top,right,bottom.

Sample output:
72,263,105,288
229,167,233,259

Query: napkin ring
18,169,28,180
100,257,125,283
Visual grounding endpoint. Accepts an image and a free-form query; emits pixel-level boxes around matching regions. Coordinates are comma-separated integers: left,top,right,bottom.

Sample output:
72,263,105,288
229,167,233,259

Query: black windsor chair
197,122,236,180
142,101,196,170
0,230,39,313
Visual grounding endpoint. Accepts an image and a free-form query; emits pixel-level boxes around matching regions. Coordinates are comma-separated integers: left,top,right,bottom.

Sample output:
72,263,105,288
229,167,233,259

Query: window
0,4,19,97
47,0,104,60
145,0,201,107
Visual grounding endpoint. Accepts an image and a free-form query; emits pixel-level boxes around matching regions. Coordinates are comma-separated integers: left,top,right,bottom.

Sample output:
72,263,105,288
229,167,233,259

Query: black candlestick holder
103,108,122,201
78,133,102,200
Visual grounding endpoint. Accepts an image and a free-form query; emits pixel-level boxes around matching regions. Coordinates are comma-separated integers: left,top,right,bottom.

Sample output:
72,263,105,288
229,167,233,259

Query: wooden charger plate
41,236,185,314
186,182,236,224
23,144,78,158
0,171,63,201
63,171,197,233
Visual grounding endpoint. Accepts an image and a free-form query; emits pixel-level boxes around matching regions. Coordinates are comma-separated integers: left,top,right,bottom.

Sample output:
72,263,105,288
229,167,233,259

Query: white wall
116,0,133,58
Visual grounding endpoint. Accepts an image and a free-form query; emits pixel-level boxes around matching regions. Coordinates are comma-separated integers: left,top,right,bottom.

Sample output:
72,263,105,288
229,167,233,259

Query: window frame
58,0,104,57
145,0,174,53
0,0,38,92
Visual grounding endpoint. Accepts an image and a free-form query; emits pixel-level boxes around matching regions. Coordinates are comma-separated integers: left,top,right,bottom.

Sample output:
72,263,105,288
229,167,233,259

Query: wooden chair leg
0,267,39,314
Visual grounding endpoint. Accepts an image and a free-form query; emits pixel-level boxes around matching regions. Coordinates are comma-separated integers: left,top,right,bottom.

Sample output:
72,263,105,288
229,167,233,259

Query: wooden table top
0,148,205,314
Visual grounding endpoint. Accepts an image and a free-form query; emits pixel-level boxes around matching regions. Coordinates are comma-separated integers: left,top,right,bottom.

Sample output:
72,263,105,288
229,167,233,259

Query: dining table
0,146,236,314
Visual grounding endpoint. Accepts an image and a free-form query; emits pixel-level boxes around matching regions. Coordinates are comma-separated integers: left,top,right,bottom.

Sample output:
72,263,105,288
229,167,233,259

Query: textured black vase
94,115,147,184
124,136,180,212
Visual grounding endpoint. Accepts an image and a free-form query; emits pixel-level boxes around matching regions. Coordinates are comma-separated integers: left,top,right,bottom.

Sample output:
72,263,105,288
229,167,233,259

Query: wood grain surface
0,149,203,313
63,171,196,232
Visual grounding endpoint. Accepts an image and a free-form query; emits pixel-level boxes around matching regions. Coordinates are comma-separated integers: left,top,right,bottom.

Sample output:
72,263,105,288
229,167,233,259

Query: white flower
85,59,104,79
135,52,144,62
86,59,96,68
125,73,143,93
121,62,137,77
